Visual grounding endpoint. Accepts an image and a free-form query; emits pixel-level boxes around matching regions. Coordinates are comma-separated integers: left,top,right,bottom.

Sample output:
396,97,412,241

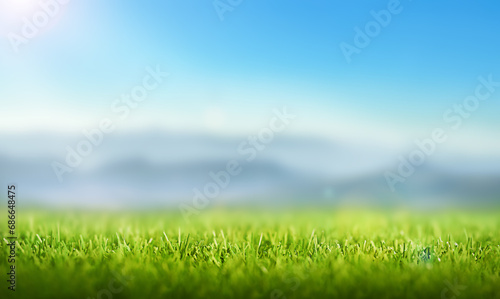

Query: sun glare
1,0,40,13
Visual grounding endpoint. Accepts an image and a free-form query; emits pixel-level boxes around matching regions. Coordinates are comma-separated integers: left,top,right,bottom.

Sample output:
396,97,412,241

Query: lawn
1,208,500,298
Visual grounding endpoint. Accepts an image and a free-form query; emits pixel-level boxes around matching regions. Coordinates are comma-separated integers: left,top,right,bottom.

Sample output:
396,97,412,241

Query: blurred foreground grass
1,208,500,299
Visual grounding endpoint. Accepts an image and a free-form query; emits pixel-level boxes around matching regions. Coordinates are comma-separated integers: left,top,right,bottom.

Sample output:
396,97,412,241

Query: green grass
1,208,500,299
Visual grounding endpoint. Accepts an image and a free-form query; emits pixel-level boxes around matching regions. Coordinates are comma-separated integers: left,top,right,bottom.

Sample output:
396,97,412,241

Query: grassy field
1,208,500,299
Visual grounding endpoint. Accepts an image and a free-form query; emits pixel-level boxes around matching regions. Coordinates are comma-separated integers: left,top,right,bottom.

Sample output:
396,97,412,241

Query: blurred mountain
0,131,499,208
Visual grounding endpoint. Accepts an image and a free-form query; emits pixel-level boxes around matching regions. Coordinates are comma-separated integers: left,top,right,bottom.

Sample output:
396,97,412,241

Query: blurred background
1,0,500,210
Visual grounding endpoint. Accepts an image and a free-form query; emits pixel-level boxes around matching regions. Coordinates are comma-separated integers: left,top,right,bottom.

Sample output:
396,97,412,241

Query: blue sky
1,0,500,153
